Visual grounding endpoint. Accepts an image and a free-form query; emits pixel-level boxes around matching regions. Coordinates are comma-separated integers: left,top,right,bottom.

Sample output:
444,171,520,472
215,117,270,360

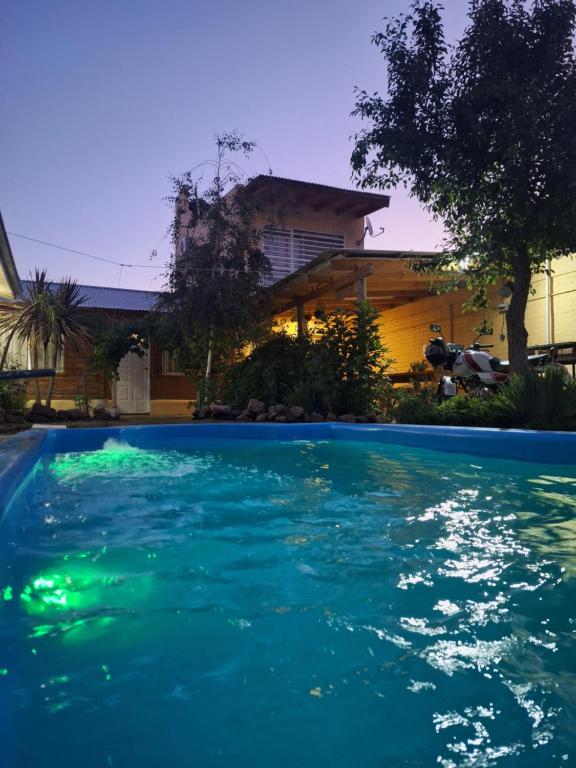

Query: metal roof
242,176,390,217
20,280,158,312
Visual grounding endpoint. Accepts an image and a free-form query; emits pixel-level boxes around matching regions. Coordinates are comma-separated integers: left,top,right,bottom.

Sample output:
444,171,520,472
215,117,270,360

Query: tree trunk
110,378,118,410
203,328,214,408
505,250,531,375
45,341,59,407
31,345,41,404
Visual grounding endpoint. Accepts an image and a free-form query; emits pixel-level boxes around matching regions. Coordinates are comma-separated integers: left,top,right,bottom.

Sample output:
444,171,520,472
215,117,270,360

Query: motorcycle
423,324,561,398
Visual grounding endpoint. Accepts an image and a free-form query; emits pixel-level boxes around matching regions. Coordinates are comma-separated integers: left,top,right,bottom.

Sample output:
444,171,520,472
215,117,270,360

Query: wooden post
296,302,306,341
356,275,367,304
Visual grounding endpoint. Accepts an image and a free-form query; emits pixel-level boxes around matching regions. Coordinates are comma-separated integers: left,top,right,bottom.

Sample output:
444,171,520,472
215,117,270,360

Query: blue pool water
1,434,576,767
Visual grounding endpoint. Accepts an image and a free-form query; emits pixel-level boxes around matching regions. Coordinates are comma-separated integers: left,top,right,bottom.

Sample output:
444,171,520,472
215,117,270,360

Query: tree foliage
352,0,576,372
91,321,148,409
0,269,90,405
223,303,394,415
159,132,271,405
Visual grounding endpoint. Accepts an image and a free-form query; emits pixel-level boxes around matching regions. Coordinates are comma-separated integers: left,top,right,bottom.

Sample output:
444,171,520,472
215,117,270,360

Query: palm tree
0,270,91,406
44,279,91,406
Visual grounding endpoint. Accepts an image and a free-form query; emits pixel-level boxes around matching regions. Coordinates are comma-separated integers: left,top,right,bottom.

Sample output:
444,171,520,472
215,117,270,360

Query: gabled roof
242,176,390,217
20,280,158,312
0,213,22,298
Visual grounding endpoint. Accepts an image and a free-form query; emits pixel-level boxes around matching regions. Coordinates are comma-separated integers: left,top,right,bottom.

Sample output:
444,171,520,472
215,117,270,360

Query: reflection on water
1,438,575,768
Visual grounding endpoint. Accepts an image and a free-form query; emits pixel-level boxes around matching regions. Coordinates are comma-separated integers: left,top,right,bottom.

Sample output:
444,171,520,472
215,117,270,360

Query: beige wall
253,205,364,249
176,189,366,259
378,255,576,371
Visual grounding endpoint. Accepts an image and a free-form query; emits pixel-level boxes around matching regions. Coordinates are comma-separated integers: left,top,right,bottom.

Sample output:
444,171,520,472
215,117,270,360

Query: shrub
221,333,311,409
222,303,394,415
315,302,394,415
0,378,28,415
491,366,576,431
392,389,438,424
435,395,494,427
392,391,492,427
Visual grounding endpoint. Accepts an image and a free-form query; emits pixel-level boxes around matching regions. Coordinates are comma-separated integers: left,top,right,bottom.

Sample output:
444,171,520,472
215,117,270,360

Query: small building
3,280,196,416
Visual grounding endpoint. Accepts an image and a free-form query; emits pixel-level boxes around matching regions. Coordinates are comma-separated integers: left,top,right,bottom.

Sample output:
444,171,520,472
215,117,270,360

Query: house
0,213,197,416
3,279,197,416
0,213,21,300
179,175,575,372
2,170,575,418
176,175,390,283
269,249,576,375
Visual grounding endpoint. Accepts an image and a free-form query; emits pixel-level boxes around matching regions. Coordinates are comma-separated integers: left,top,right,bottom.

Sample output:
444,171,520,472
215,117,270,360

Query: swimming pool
1,424,576,767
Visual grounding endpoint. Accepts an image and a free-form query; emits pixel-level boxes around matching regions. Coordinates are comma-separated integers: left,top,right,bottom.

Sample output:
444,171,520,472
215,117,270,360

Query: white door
116,351,149,414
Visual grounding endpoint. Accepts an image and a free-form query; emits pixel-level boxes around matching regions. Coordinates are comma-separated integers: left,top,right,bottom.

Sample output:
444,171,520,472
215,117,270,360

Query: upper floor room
175,176,390,283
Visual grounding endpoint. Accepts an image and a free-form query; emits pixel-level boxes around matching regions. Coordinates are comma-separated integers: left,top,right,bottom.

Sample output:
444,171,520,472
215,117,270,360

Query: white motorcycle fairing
451,350,508,385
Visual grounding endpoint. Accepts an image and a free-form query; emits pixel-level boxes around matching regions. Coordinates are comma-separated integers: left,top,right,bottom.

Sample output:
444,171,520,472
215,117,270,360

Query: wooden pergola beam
274,264,373,314
306,274,335,283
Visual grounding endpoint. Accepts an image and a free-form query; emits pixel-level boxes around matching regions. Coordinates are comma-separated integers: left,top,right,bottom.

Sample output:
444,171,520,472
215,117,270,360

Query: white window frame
262,228,345,283
161,349,184,376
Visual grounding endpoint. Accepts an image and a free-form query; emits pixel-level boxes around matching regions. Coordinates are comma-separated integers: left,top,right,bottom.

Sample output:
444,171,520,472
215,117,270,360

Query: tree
352,0,576,373
91,321,148,411
160,132,271,405
0,270,90,405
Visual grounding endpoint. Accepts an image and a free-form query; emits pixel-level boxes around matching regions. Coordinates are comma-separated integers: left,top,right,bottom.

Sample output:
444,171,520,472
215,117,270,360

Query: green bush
392,389,438,424
491,366,576,430
435,394,494,427
222,303,394,415
221,333,311,409
0,378,28,415
392,391,492,427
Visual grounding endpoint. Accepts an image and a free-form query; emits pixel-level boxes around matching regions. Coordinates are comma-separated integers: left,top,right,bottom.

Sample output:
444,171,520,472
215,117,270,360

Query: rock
355,415,370,424
230,409,242,420
367,413,379,423
274,404,287,415
247,398,266,415
210,404,232,419
29,403,57,421
93,405,112,420
92,406,120,420
338,414,356,423
5,413,23,424
198,406,212,419
236,410,253,421
58,408,90,421
255,413,268,422
191,408,201,420
310,412,325,422
0,409,5,423
326,412,337,422
275,415,287,423
289,406,305,420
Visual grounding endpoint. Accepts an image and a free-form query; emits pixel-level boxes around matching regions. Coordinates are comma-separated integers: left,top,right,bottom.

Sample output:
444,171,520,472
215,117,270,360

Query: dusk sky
1,1,470,292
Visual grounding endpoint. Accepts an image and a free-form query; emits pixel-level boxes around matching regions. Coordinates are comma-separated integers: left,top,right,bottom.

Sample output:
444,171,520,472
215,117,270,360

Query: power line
7,231,165,270
7,230,273,275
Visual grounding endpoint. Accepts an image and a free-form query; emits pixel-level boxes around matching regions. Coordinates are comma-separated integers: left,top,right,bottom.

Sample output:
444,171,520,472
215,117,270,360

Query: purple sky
1,0,470,292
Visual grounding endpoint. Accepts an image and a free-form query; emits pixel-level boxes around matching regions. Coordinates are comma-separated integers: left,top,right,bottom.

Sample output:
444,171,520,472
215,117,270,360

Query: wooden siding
377,255,576,372
24,334,108,402
150,345,196,400
20,308,196,407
